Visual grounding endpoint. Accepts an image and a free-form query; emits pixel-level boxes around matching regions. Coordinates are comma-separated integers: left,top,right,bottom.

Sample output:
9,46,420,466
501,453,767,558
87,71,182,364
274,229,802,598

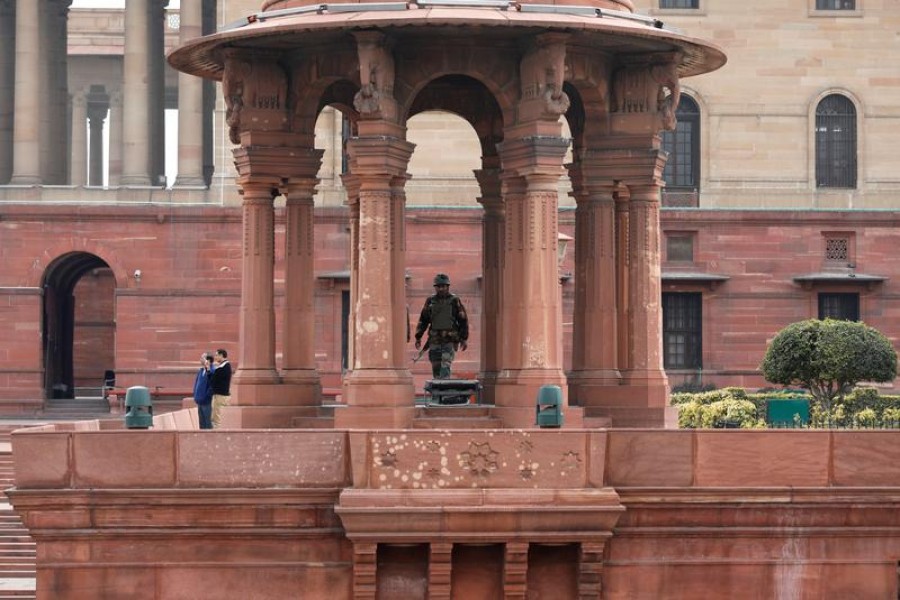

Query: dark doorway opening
42,252,116,401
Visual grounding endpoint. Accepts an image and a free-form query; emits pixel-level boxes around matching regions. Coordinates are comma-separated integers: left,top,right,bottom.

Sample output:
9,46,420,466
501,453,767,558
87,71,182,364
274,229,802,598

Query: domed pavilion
168,0,726,429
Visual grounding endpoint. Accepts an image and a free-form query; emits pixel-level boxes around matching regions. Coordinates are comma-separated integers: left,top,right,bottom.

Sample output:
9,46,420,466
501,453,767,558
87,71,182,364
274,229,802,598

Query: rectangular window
660,0,699,7
663,293,702,369
666,234,694,263
818,292,859,321
816,0,855,8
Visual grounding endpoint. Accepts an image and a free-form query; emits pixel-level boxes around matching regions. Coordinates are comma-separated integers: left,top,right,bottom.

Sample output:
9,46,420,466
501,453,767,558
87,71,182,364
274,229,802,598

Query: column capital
497,135,569,177
347,135,415,178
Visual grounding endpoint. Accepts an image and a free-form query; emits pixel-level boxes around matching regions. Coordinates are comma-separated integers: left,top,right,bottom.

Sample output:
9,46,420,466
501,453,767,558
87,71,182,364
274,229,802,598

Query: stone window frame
664,231,696,264
817,292,860,321
807,89,864,193
649,0,706,16
821,231,855,268
809,0,862,17
662,291,703,370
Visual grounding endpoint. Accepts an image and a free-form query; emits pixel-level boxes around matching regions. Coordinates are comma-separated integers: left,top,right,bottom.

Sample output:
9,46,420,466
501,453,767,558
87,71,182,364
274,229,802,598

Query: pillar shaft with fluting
568,158,621,404
475,166,504,405
120,0,151,185
338,135,416,428
234,182,279,393
148,0,167,186
282,166,324,404
10,0,41,184
174,0,205,187
493,136,569,425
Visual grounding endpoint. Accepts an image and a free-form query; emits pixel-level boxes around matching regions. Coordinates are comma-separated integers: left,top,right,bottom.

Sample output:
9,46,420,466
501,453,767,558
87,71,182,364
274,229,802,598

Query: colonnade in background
0,0,213,188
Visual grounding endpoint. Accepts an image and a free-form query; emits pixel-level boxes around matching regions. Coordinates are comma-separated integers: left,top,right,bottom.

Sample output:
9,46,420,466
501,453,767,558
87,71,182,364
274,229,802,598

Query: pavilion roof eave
167,6,726,82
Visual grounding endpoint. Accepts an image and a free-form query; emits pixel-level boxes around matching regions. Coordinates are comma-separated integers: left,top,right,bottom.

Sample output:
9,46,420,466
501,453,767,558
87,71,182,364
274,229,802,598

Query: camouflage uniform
414,275,469,379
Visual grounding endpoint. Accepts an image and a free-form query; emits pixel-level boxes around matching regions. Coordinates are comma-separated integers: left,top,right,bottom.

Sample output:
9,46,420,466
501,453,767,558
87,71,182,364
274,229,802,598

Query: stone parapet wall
7,422,900,597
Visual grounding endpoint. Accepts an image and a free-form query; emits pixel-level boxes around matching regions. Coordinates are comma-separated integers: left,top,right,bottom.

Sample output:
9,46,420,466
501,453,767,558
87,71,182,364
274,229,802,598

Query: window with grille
815,0,855,9
663,293,702,369
661,96,700,190
825,237,849,262
818,293,859,321
815,95,857,188
666,234,694,262
660,0,699,7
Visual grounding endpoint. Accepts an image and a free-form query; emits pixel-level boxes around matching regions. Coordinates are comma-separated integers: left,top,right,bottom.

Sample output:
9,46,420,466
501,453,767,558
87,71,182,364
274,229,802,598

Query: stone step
414,405,493,418
290,417,337,429
412,417,503,429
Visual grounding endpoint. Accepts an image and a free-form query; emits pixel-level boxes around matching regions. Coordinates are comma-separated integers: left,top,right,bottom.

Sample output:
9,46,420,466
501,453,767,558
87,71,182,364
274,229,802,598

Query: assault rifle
412,338,430,363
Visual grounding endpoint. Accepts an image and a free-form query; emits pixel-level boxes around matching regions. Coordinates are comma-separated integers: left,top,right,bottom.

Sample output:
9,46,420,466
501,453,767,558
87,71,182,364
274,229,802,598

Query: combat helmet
433,273,451,286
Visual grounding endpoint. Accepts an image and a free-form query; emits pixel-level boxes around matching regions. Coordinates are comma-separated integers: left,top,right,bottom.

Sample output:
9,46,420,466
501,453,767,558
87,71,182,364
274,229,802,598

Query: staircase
0,428,37,600
41,396,110,418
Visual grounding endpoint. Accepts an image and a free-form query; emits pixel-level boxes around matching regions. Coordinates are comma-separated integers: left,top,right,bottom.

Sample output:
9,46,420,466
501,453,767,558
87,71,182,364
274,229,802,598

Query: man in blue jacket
192,352,214,429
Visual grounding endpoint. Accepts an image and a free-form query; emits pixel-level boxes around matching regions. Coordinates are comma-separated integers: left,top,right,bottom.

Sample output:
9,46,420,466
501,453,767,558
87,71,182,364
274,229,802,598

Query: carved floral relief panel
369,431,590,489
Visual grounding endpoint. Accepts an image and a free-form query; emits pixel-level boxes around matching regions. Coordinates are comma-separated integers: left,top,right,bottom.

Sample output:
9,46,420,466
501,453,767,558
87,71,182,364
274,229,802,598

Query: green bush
761,319,897,415
677,398,764,429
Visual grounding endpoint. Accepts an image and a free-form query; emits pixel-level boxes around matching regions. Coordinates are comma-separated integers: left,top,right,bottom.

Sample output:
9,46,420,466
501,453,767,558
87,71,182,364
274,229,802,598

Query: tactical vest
430,295,457,331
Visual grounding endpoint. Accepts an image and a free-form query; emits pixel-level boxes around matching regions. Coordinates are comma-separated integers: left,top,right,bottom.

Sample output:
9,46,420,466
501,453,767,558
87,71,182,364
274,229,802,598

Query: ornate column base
336,369,415,428
231,368,280,406
492,369,583,428
280,368,323,406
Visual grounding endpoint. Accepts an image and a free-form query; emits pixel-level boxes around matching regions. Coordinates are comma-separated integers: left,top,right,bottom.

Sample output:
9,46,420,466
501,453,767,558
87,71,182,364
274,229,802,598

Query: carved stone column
120,0,151,186
352,542,378,600
69,90,87,187
107,91,123,186
615,188,630,376
87,99,107,186
337,135,416,428
10,0,41,184
623,179,669,410
503,541,529,599
428,542,453,600
282,154,324,405
494,136,570,427
475,166,504,406
0,0,13,184
148,0,168,186
231,174,281,404
173,0,205,187
342,174,361,376
44,0,70,184
568,158,622,409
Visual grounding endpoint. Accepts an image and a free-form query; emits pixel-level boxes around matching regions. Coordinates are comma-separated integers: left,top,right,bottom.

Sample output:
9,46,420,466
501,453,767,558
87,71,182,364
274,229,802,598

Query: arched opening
405,74,504,389
42,252,116,402
815,93,857,189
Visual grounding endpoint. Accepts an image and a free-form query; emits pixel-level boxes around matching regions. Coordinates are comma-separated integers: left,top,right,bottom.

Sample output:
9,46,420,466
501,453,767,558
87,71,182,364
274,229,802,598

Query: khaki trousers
211,394,230,429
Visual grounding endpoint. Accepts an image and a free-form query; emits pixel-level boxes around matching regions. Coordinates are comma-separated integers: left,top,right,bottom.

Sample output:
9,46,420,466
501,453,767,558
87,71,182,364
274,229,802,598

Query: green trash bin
767,398,809,428
124,386,153,429
535,385,563,428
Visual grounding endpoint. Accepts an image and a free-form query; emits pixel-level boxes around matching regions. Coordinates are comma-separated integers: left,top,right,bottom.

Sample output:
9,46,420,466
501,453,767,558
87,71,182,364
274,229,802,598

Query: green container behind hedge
767,398,809,427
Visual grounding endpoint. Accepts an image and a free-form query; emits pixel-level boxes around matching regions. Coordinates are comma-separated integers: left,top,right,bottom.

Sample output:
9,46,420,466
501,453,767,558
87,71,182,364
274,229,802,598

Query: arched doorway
42,252,116,402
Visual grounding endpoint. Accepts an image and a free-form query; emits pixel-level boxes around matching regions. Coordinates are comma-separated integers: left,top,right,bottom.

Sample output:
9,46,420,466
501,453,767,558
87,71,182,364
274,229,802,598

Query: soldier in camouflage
414,273,469,379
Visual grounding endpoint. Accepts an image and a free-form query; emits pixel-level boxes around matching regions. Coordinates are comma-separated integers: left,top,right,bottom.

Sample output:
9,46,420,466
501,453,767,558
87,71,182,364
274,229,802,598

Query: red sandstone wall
9,426,900,598
0,204,897,408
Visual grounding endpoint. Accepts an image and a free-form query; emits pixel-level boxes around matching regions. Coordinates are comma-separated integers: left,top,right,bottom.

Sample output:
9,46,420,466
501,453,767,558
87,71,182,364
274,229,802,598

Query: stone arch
396,51,518,135
405,74,505,162
27,238,129,289
40,251,116,402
